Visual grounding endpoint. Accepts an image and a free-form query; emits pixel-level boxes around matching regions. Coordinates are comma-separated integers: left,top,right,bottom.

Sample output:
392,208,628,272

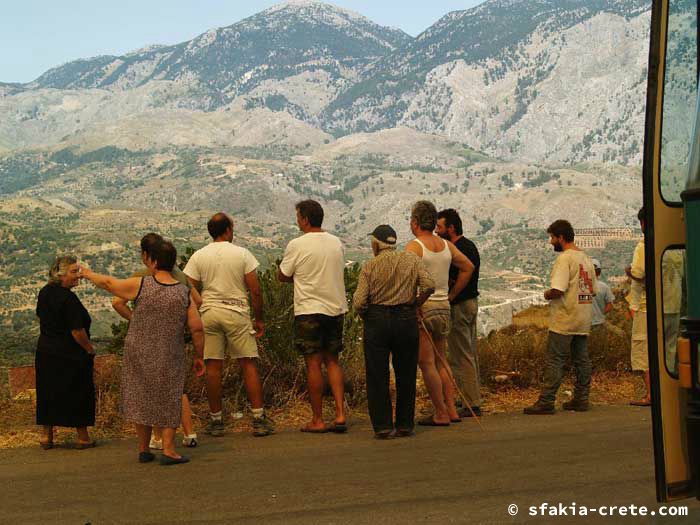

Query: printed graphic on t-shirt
578,264,594,304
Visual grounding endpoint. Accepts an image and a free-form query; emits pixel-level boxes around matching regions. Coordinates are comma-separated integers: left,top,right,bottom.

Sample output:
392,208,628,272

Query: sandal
327,422,348,434
629,399,651,407
417,416,450,427
75,441,97,450
160,454,190,466
300,424,329,434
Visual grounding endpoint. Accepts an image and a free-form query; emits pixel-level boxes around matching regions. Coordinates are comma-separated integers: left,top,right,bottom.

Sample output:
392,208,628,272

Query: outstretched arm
80,267,141,301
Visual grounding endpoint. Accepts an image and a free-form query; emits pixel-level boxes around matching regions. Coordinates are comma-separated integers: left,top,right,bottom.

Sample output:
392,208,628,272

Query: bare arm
111,296,132,321
244,270,265,338
625,266,645,283
81,268,141,301
415,260,435,308
405,239,423,257
71,328,94,355
447,241,475,302
189,283,202,309
544,289,565,301
352,266,370,316
186,300,205,377
604,302,614,315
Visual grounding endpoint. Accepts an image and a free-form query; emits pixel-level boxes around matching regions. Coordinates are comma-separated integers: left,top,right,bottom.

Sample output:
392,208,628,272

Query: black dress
35,283,95,427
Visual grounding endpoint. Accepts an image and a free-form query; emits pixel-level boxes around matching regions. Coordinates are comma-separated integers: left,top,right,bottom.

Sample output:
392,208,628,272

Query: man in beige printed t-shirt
525,219,596,415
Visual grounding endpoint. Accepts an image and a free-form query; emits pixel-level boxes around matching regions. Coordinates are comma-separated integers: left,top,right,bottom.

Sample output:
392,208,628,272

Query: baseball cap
591,258,601,269
369,225,397,245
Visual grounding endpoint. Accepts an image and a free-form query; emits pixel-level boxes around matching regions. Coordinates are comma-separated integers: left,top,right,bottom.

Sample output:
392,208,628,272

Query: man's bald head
207,212,233,240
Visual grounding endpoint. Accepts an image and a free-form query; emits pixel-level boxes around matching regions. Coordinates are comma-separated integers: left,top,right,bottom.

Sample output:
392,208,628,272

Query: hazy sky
0,0,483,83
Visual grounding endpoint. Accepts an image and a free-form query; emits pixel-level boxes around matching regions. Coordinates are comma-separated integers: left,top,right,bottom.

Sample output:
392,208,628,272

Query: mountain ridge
0,0,674,166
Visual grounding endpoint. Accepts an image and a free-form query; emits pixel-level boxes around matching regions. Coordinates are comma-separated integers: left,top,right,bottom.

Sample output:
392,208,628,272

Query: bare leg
181,394,194,436
239,358,264,409
152,427,162,441
206,359,224,414
76,427,91,444
322,351,346,424
161,427,181,459
303,353,326,430
418,330,450,424
434,338,460,420
135,424,152,453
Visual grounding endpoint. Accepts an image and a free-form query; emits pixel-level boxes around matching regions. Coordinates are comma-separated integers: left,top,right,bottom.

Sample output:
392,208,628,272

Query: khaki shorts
631,311,648,372
420,300,451,340
201,308,259,360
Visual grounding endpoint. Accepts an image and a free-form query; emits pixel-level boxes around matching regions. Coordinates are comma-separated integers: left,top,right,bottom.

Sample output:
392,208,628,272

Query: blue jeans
363,305,419,432
538,331,591,406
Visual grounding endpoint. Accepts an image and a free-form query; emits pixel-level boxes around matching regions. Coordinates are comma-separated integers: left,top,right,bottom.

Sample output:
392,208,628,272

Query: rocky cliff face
0,0,677,166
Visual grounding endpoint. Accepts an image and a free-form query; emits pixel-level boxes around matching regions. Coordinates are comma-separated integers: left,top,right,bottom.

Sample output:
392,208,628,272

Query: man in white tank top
406,201,474,426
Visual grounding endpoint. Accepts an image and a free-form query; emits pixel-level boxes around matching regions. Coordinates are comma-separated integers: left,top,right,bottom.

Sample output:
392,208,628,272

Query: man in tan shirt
353,225,435,438
525,219,596,415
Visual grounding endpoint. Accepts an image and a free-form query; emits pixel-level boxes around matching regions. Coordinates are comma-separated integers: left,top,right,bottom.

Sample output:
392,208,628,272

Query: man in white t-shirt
278,200,349,433
184,213,274,437
525,220,596,415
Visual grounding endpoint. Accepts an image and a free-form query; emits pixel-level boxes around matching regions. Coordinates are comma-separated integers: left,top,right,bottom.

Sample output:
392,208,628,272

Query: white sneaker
149,437,163,450
182,434,198,448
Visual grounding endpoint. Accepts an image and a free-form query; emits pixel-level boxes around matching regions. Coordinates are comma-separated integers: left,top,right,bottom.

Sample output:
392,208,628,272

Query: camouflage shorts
294,314,344,356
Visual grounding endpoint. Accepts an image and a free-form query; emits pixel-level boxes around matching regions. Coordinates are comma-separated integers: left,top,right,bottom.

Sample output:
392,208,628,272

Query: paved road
2,406,699,524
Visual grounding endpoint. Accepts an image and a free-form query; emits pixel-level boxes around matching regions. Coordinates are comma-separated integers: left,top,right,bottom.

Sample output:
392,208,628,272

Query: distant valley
4,0,691,361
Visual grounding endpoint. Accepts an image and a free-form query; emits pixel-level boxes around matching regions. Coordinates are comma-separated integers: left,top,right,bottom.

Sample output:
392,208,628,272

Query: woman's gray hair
48,255,78,284
411,200,438,231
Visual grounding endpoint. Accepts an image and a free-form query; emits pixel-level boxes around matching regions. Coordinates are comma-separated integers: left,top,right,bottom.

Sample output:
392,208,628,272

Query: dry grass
0,296,643,449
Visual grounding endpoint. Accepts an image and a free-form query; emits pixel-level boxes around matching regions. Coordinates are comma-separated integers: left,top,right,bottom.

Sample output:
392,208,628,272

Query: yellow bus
644,0,700,502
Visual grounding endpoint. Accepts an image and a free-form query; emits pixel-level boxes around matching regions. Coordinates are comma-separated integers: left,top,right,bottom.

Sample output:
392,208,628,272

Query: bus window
662,248,686,377
659,0,698,204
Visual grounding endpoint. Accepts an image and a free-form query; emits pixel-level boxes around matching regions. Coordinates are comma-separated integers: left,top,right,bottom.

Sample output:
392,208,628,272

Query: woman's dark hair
546,219,575,242
140,232,163,259
151,240,177,272
437,208,463,236
638,207,646,223
296,200,324,227
207,213,233,239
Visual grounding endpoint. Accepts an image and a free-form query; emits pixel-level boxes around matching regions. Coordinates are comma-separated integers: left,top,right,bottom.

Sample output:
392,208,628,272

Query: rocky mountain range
0,0,667,165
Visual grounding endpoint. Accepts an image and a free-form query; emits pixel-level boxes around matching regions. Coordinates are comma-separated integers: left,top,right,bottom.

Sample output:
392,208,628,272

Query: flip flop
629,400,651,407
417,416,450,427
138,452,155,463
160,455,190,466
450,418,462,423
300,425,329,434
328,422,348,433
75,441,97,450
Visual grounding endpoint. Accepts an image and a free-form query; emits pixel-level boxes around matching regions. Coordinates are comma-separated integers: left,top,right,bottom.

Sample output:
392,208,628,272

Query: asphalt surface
2,405,700,524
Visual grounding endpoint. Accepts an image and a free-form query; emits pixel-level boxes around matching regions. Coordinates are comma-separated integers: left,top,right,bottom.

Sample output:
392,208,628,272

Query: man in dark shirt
436,209,482,417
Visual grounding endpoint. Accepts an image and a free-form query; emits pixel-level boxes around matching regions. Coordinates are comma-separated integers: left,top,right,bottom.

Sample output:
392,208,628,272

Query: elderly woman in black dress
35,255,96,449
81,240,205,465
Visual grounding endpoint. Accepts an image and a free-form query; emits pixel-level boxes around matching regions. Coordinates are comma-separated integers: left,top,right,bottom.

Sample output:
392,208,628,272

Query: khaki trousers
447,298,481,407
